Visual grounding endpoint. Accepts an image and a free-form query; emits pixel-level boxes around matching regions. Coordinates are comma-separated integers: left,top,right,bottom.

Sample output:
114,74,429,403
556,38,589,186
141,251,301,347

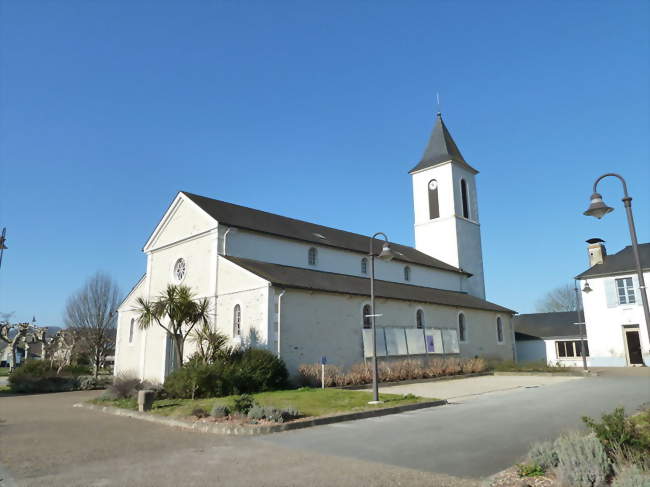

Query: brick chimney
586,238,606,266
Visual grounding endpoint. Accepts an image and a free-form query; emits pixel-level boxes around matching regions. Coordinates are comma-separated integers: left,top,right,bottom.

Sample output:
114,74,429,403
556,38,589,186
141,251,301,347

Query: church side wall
216,257,271,349
115,278,146,379
224,228,462,291
278,288,515,376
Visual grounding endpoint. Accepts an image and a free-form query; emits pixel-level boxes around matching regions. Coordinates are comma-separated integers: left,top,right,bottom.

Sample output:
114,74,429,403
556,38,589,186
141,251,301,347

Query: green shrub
583,408,650,459
230,348,288,393
191,407,209,418
163,361,230,399
247,404,266,420
555,432,611,487
528,440,559,470
210,404,230,418
105,374,149,400
61,364,93,376
8,361,84,393
516,463,545,477
232,394,256,415
612,465,649,487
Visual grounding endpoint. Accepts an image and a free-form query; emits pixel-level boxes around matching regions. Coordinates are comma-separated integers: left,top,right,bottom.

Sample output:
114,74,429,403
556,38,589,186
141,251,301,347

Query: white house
115,113,517,383
514,311,587,367
577,239,649,366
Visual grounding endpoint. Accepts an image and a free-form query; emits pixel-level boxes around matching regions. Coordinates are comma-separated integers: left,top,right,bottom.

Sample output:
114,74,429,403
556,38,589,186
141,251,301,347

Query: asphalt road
0,370,648,486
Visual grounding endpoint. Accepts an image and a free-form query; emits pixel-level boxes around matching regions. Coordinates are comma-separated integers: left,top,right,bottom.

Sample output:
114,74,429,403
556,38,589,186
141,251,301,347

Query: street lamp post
583,173,650,349
368,232,395,404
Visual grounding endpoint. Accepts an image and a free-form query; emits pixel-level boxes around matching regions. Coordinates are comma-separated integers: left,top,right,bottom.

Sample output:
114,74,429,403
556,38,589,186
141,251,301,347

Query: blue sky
1,1,648,325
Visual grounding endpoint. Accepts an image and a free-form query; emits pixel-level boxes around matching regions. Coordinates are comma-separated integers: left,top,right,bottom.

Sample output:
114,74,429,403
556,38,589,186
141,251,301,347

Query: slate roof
513,311,581,340
575,243,650,279
183,192,469,275
409,113,478,175
226,256,514,314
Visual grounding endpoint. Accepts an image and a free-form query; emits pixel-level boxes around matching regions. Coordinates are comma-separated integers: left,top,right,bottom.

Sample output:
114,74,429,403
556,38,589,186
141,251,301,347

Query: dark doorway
625,330,644,365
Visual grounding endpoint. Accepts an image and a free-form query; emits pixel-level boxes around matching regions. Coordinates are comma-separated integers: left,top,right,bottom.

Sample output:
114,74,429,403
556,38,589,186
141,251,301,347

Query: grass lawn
0,368,10,377
92,387,429,418
631,407,650,443
489,360,573,373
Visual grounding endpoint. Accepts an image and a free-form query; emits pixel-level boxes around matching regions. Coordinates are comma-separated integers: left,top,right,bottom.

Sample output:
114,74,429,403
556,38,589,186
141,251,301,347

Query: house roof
409,113,478,175
513,311,581,339
575,243,650,279
183,192,469,276
225,256,514,314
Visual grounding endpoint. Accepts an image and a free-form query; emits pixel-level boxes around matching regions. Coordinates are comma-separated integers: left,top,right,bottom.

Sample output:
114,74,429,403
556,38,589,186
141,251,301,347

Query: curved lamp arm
593,173,630,201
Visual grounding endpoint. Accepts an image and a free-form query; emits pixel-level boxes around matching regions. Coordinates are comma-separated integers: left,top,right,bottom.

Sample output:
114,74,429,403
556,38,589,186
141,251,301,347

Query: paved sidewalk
379,374,582,401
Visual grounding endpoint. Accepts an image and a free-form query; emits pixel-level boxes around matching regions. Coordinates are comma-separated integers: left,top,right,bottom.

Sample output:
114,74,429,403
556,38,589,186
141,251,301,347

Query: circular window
428,180,438,190
173,258,186,282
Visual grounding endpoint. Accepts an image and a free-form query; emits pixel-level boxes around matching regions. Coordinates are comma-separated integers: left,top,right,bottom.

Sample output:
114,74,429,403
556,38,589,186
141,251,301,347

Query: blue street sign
320,356,327,365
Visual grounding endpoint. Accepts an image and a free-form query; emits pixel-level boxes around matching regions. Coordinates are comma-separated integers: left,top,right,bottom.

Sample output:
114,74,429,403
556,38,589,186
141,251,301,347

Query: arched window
428,179,440,219
308,247,317,266
460,178,470,219
416,309,424,329
362,304,372,329
233,304,241,337
496,317,503,343
361,257,368,274
129,318,135,344
458,313,466,342
404,266,411,281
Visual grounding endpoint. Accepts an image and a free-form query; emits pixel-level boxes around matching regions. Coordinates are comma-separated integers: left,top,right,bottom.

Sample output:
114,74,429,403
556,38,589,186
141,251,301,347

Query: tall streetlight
583,173,650,347
573,280,588,371
368,232,396,404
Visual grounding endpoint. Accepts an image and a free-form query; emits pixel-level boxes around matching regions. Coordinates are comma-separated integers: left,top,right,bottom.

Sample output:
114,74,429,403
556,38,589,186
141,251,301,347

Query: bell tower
410,113,486,298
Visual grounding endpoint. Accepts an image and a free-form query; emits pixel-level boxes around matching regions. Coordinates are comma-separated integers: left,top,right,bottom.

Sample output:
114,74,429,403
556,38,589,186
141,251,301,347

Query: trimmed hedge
8,361,107,393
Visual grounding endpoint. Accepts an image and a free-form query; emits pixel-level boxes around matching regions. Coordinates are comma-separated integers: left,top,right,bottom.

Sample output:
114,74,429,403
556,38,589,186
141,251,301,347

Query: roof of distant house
183,192,469,276
575,243,650,279
226,256,514,314
513,311,581,340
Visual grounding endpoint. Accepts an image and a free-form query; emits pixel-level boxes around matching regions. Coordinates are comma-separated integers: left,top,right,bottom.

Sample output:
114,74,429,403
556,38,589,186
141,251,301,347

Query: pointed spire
409,113,478,174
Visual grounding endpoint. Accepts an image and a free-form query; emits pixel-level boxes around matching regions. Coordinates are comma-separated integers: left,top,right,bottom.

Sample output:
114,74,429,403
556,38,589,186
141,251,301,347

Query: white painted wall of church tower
412,162,486,299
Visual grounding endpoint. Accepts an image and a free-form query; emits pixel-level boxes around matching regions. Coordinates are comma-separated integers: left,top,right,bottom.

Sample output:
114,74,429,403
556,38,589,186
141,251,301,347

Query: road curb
343,371,493,390
493,371,594,377
74,398,448,436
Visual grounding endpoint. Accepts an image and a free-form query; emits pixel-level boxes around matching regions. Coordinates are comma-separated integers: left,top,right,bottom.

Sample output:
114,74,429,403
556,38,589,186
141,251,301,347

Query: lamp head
378,242,395,261
582,281,593,294
584,193,614,219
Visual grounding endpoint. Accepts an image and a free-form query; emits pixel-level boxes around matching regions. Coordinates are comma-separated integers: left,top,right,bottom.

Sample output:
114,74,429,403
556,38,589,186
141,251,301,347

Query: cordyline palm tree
135,284,210,368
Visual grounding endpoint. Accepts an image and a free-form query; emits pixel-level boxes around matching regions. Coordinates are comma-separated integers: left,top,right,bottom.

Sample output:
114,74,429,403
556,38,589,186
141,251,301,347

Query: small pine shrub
583,408,650,459
528,440,559,470
106,374,145,400
210,404,230,418
611,465,650,487
232,394,256,415
247,404,266,420
191,407,209,418
555,432,611,487
263,407,285,423
516,463,545,477
281,407,300,420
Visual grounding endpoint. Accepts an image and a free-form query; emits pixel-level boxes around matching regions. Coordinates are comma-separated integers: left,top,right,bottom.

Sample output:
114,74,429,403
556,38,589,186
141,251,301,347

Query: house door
624,329,644,365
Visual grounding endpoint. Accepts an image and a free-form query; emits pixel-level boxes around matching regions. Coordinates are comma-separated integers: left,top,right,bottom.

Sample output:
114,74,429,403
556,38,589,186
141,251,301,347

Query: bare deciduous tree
535,284,578,313
64,272,121,378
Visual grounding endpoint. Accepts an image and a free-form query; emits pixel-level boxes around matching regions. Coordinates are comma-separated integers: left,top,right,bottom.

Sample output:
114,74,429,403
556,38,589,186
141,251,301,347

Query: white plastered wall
277,288,515,375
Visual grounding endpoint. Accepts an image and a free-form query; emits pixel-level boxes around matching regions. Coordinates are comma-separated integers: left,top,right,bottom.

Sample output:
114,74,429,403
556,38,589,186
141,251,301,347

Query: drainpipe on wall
277,289,286,357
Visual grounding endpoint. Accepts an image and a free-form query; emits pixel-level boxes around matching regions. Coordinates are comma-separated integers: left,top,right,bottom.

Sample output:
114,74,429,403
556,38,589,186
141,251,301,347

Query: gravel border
74,398,448,435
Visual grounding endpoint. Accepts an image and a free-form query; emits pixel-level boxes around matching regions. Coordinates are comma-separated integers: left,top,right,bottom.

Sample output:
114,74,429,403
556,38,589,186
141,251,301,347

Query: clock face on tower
428,180,438,191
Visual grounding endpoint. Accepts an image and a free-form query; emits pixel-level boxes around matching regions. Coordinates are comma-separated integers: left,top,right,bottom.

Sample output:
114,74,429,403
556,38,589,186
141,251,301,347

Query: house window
496,317,503,343
308,247,317,266
129,318,135,344
616,277,636,305
460,179,470,219
458,313,466,342
416,309,424,329
428,180,440,219
233,304,241,337
361,257,368,274
404,266,411,281
556,340,589,359
362,304,372,329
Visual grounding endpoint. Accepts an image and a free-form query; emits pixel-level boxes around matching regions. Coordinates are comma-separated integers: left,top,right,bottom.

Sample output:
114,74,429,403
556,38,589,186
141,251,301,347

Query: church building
115,114,516,382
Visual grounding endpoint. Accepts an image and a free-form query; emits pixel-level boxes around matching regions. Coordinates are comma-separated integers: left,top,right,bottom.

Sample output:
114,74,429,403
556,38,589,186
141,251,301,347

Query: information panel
424,328,444,354
405,328,426,355
385,328,408,356
442,329,460,354
362,328,387,358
